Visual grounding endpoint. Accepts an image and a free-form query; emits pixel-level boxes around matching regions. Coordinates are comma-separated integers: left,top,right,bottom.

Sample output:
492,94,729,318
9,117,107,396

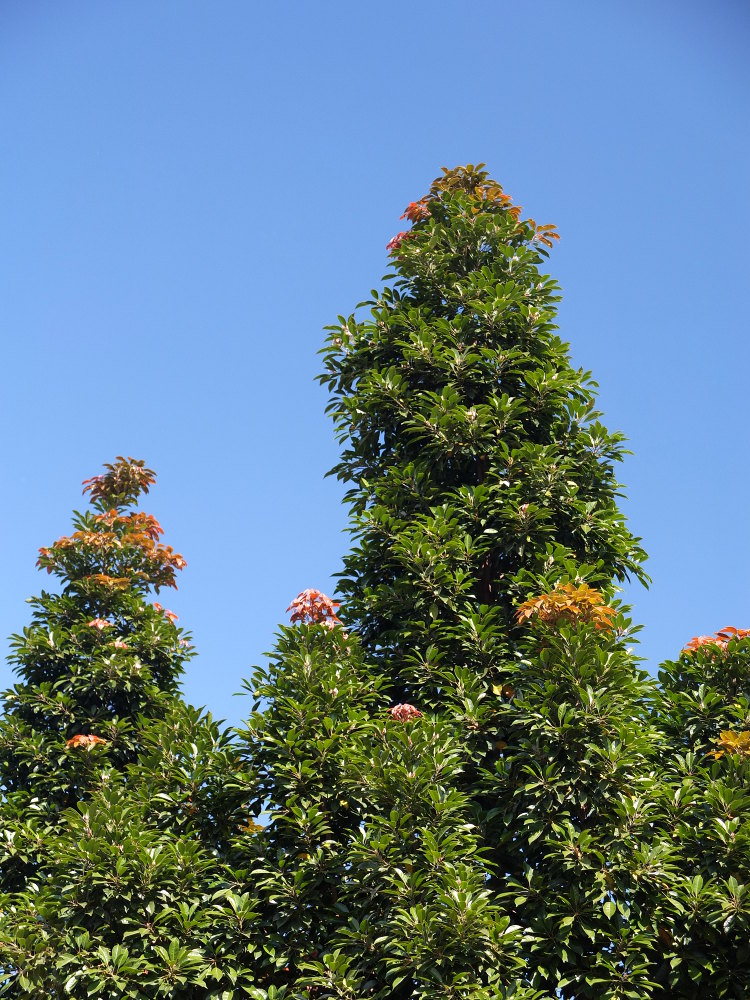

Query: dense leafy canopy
2,170,750,998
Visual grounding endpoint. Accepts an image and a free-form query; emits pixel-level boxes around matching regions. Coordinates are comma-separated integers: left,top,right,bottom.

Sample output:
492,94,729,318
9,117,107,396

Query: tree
648,628,750,997
320,166,647,703
309,165,661,997
0,458,207,992
2,702,258,998
228,166,664,999
237,589,534,999
4,168,747,998
0,456,190,844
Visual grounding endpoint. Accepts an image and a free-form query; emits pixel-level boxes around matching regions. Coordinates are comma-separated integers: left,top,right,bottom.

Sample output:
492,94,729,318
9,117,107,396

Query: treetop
82,455,156,509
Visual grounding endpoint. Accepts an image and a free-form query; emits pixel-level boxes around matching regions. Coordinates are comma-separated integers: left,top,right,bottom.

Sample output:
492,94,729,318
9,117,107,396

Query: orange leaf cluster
711,730,750,760
429,164,513,207
82,456,156,506
425,164,559,246
683,626,750,655
287,589,342,627
52,531,114,551
400,199,431,223
530,221,561,248
66,734,107,750
95,510,164,541
38,516,186,590
516,582,616,631
388,703,423,722
153,546,187,577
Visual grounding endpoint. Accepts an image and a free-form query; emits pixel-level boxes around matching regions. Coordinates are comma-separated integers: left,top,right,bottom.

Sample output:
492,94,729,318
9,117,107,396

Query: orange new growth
66,734,107,750
37,509,186,591
287,589,342,627
530,222,561,248
82,456,156,505
400,199,431,223
427,164,559,246
388,703,423,723
87,573,131,590
390,166,560,266
711,730,750,760
683,626,750,655
94,510,164,540
516,582,616,631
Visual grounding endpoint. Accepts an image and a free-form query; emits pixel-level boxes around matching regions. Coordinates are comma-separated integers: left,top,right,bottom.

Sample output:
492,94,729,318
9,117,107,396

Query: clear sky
1,1,748,728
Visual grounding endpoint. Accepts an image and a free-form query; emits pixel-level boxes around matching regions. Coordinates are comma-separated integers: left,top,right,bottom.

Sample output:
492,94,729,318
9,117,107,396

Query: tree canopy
2,169,750,999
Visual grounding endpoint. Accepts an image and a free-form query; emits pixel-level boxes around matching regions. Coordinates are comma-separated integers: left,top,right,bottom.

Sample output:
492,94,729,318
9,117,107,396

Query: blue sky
1,1,748,727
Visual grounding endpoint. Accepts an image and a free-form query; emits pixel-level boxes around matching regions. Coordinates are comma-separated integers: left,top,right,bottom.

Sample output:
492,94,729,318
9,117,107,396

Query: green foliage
3,169,750,999
221,166,664,998
234,612,535,997
644,637,750,996
1,703,265,998
0,459,192,823
320,164,647,704
0,459,234,995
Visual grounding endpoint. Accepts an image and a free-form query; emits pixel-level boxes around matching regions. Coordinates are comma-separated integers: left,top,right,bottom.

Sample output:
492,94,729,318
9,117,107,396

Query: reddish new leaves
65,734,107,750
287,589,342,627
386,167,561,272
82,457,156,506
388,703,423,722
683,626,750,655
387,198,430,254
400,199,431,223
389,165,561,260
386,231,414,254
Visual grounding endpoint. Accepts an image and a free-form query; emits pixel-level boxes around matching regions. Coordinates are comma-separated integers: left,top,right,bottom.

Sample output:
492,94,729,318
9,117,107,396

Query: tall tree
309,165,661,997
223,166,662,999
320,165,647,703
0,458,262,998
0,458,192,981
0,457,190,829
